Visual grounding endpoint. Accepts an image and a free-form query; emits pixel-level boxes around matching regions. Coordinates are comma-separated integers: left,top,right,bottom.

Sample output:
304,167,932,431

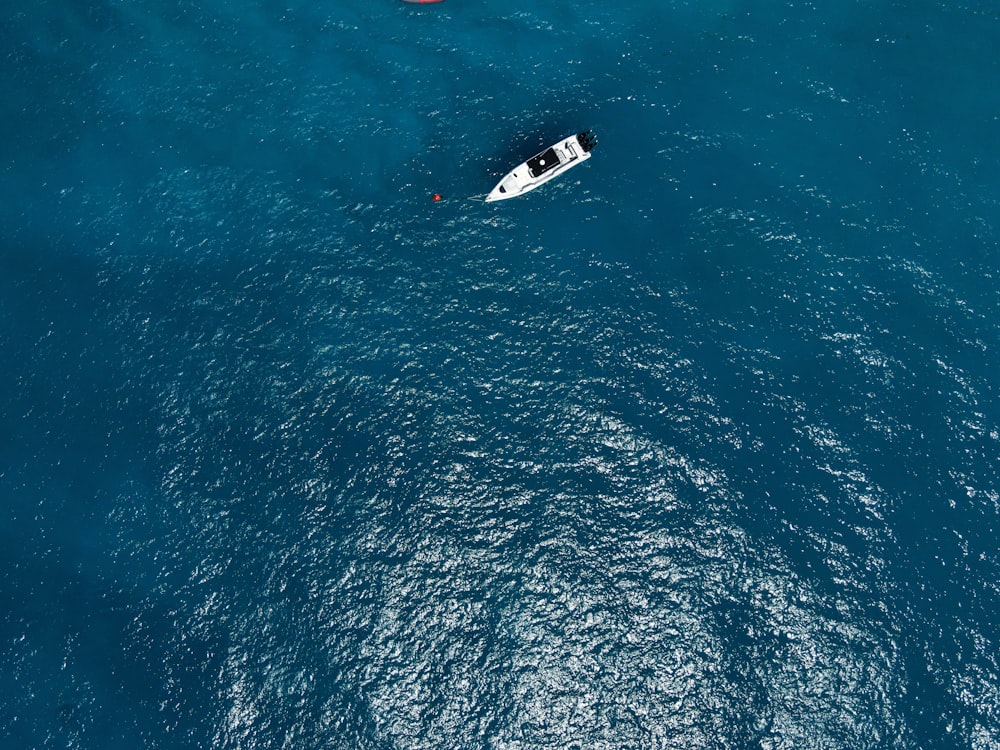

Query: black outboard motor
577,130,597,152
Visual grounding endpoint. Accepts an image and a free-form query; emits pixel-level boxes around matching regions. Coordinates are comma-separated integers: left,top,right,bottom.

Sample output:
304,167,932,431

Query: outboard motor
577,130,597,152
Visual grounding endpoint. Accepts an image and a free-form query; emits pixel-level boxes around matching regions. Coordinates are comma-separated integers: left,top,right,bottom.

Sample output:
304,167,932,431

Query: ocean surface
2,1,999,748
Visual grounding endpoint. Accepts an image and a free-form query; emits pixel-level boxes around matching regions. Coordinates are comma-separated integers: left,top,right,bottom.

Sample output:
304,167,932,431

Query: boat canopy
527,147,563,178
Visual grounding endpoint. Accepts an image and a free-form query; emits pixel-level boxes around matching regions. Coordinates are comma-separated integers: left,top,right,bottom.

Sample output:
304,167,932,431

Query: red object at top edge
401,0,444,4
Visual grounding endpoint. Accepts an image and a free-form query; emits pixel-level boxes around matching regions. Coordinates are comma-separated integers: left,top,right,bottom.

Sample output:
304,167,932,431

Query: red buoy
432,193,442,202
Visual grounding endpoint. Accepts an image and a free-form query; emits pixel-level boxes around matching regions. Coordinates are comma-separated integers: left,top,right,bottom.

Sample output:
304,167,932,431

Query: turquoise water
2,1,999,747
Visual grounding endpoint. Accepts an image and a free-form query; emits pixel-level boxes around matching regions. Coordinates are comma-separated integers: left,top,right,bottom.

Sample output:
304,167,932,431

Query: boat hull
486,131,596,202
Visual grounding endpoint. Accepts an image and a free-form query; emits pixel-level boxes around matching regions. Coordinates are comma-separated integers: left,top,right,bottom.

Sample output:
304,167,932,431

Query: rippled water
3,1,999,748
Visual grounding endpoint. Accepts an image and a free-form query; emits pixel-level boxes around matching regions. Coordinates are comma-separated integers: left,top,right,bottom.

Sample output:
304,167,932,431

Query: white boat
485,131,597,202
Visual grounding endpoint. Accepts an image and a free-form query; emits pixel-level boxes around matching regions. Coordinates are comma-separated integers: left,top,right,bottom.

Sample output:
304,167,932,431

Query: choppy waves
90,145,996,748
4,1,999,748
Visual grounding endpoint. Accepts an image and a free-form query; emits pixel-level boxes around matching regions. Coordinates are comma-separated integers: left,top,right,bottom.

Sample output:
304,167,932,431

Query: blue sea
2,1,999,747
